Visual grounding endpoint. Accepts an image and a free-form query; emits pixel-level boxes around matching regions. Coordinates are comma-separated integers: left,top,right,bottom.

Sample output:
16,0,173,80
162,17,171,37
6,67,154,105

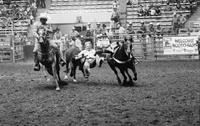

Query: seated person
111,6,120,30
137,5,144,16
155,5,161,15
76,41,104,78
155,23,163,36
144,4,150,16
178,14,187,28
150,7,156,16
176,3,183,10
165,2,172,11
148,23,155,37
140,21,147,38
126,22,135,34
127,0,132,5
95,22,103,36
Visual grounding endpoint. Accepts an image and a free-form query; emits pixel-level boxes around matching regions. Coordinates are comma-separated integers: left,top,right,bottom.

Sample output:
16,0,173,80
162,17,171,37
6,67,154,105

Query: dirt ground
0,60,199,126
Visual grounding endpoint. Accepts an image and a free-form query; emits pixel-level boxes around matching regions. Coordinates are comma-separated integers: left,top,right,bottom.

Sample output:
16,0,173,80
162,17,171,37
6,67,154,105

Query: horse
64,46,84,82
105,37,137,86
36,26,61,91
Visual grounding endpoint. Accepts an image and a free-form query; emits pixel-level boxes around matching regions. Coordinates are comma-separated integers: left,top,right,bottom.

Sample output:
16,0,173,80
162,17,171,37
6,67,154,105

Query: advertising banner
163,36,198,55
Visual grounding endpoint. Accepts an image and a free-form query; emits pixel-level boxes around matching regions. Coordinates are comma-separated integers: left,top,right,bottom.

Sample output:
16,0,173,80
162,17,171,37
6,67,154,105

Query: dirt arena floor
0,60,199,126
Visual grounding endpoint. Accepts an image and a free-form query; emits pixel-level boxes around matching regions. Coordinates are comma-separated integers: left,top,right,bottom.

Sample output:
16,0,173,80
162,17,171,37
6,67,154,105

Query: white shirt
78,49,96,59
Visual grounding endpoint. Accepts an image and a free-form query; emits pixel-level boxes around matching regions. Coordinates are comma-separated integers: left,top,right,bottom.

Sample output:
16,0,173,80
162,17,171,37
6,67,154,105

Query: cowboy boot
33,52,40,71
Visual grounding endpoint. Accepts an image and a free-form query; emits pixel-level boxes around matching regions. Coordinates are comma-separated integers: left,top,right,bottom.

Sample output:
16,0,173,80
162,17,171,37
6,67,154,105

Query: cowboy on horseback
33,13,65,71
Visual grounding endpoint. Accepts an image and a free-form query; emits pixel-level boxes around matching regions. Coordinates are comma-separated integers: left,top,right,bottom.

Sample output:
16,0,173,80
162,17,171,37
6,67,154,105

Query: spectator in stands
85,23,94,45
118,23,126,34
139,21,147,38
155,23,163,36
85,23,93,37
95,22,103,36
126,22,135,34
53,28,62,41
30,12,34,24
150,6,156,16
102,24,107,35
176,2,183,10
127,0,132,5
70,26,79,39
172,12,179,34
137,5,144,16
36,0,40,8
178,14,187,28
165,2,172,11
31,0,37,18
155,4,161,16
41,0,46,8
144,4,150,16
86,23,92,31
111,6,120,30
148,22,155,37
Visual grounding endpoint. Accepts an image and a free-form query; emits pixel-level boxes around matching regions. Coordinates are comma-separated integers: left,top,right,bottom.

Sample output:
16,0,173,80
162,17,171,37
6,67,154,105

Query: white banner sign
163,36,198,55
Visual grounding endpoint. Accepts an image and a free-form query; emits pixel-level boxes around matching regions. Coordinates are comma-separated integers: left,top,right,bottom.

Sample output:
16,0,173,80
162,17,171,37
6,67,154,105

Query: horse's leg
64,60,69,80
107,59,121,85
125,68,133,84
119,68,127,85
72,64,78,82
130,64,137,81
52,60,60,91
42,65,50,82
56,63,61,81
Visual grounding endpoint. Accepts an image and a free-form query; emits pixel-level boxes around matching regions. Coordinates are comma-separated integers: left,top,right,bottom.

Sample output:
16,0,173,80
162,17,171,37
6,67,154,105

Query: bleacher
126,0,193,32
47,0,115,24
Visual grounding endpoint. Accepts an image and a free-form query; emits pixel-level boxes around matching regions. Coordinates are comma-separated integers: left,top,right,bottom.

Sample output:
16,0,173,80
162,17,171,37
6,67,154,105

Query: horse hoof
64,75,69,80
73,79,77,83
133,78,137,81
56,87,60,91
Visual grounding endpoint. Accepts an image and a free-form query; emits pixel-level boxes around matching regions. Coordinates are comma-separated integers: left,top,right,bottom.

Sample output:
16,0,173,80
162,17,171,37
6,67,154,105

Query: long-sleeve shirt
78,49,96,59
32,21,52,38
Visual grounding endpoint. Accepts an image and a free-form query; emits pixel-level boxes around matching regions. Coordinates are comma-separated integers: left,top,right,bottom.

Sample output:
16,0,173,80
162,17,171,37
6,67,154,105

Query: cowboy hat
39,13,49,20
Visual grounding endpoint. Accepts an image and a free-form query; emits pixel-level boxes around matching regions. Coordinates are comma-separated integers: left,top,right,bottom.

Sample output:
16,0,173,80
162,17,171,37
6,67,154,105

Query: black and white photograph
0,0,199,125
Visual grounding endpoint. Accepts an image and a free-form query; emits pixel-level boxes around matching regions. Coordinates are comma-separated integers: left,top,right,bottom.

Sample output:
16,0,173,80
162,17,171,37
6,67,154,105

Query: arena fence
95,33,199,61
0,34,24,63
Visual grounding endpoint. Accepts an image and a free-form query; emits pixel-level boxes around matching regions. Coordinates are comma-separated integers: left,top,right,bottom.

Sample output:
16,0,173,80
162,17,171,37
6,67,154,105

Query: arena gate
0,17,25,63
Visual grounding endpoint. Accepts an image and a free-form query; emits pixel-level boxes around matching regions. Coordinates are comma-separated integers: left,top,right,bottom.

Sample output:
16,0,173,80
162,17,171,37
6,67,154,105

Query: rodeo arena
0,0,200,125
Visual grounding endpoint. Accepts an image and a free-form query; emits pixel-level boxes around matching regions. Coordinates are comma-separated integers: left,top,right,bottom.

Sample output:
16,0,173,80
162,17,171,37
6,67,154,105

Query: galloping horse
106,37,137,85
36,26,61,91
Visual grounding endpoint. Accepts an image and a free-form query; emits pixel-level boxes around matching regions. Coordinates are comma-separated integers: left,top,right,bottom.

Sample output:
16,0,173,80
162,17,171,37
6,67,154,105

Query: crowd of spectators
30,0,46,9
127,0,197,17
137,4,161,16
164,0,197,12
0,1,37,21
